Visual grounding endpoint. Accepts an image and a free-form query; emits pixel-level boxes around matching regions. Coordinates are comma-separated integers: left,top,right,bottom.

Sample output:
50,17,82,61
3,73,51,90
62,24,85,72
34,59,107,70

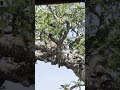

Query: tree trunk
0,0,35,87
86,0,120,89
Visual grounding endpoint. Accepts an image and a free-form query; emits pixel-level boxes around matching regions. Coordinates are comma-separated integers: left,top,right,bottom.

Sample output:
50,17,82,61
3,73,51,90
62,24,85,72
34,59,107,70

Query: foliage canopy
35,3,85,56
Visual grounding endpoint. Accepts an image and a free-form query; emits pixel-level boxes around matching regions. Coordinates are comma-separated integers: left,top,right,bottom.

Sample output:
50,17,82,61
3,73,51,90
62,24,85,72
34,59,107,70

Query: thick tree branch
35,41,85,82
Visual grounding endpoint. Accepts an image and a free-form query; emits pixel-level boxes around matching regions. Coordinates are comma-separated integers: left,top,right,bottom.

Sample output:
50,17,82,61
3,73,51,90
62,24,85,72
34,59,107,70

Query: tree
35,2,85,87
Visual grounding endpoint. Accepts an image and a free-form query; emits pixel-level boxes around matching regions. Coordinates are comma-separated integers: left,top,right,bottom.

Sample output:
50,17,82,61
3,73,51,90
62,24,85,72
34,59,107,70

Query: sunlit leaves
35,3,85,56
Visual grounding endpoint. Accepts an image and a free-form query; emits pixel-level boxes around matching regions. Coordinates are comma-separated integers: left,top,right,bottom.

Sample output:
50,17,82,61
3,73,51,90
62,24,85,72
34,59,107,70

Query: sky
35,61,85,90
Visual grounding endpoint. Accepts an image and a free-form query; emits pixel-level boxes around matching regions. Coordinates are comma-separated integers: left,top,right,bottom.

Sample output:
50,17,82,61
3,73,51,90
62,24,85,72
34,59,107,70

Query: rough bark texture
0,0,35,87
86,0,120,89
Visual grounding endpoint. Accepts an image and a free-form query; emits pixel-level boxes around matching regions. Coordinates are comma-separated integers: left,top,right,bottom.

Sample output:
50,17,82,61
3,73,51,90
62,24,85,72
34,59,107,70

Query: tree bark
0,0,35,87
86,0,120,89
